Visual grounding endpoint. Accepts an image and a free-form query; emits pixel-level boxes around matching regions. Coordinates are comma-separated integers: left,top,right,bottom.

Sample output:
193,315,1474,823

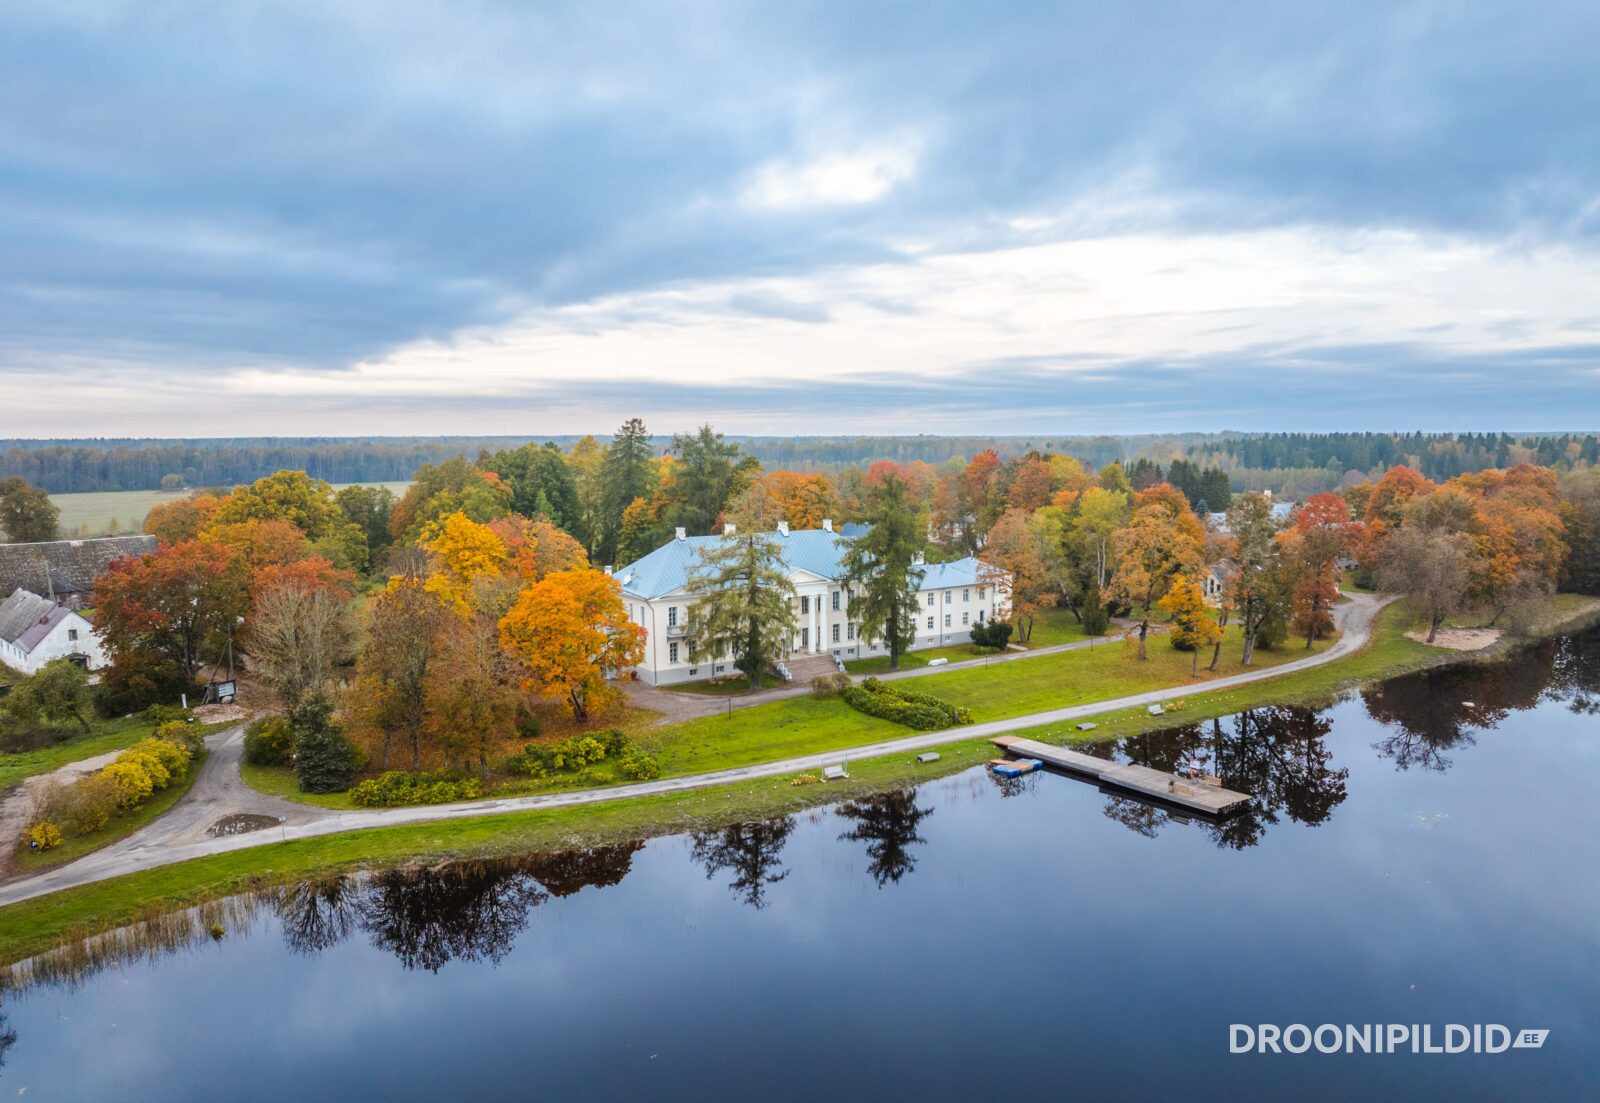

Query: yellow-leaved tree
1157,573,1223,674
422,512,511,615
499,569,645,720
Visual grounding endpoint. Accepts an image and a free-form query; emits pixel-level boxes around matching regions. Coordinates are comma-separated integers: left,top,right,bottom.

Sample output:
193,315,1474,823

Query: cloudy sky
3,1,1599,438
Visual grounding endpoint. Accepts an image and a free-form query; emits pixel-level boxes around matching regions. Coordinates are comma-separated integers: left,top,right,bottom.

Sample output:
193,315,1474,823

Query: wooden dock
991,736,1252,817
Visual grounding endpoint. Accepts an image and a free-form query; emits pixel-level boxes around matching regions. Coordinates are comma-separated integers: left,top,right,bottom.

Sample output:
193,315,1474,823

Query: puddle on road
206,814,284,838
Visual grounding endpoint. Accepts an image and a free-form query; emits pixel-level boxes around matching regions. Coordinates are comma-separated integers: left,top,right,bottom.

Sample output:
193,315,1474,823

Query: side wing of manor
610,520,1010,686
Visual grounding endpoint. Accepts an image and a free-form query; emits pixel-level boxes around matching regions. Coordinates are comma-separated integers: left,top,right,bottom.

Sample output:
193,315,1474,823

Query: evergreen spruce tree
841,474,927,671
685,491,797,690
596,418,654,564
291,692,362,793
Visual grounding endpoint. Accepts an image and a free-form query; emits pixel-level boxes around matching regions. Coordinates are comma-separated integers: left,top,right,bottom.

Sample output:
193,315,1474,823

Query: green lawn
0,715,215,791
1,594,1553,968
15,751,209,873
636,622,1331,779
238,762,359,810
1018,607,1107,648
845,644,980,674
665,672,787,695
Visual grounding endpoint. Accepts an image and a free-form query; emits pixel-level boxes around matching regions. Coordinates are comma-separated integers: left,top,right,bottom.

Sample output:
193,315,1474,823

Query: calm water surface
4,633,1599,1101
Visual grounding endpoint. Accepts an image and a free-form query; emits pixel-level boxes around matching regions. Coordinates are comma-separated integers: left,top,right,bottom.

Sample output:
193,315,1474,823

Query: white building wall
4,614,106,676
624,573,1007,686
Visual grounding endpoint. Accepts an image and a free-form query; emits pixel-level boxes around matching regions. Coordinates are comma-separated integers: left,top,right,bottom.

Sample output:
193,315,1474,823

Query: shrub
290,695,362,793
618,749,661,780
1081,588,1112,636
154,720,205,756
24,821,61,851
969,621,1013,649
243,716,295,766
517,713,542,740
969,644,1001,655
349,770,484,808
65,774,116,834
144,704,195,727
507,729,636,778
117,749,171,790
92,658,191,718
129,736,192,777
810,673,853,698
101,761,155,810
0,723,72,754
840,677,973,730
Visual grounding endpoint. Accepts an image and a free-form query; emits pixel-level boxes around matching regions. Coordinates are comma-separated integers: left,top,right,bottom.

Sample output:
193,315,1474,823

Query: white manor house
611,520,1009,686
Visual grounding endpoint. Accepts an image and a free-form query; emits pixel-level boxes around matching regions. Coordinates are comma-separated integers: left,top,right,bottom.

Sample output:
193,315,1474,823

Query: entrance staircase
781,652,845,683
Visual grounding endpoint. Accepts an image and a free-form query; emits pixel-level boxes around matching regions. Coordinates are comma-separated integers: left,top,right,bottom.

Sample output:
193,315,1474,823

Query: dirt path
0,593,1394,909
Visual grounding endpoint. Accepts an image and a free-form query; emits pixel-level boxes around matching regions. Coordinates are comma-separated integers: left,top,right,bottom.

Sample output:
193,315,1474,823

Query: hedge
840,677,972,730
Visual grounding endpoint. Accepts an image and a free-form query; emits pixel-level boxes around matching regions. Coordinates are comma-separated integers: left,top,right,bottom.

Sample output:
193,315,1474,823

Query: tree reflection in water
276,875,361,955
1105,705,1349,849
836,790,934,887
357,862,550,973
523,842,643,898
270,844,647,968
689,818,795,909
1362,640,1555,771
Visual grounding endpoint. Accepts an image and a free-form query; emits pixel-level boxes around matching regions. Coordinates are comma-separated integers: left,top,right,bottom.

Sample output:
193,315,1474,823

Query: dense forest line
2,431,1597,496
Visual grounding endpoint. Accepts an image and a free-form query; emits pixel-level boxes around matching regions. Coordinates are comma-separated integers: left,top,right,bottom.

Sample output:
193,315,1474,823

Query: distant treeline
1164,432,1600,498
3,431,1597,495
0,434,1157,493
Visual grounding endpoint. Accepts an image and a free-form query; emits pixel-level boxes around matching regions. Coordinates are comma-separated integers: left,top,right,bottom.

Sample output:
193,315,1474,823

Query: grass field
634,622,1329,778
45,481,413,538
0,714,207,791
7,595,1600,964
1019,606,1107,647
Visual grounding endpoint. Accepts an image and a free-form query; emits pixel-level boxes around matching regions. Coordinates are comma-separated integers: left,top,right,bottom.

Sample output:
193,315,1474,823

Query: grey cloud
2,1,1599,424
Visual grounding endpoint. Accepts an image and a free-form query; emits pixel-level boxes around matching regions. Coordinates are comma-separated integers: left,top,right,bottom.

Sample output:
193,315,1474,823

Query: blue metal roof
612,528,986,599
919,559,985,589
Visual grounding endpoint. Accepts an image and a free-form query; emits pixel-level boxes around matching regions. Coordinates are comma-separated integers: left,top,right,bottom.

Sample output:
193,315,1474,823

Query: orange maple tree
498,569,645,719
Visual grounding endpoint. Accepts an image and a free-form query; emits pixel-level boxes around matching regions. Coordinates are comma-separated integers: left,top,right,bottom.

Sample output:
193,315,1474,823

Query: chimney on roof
777,521,789,536
675,527,686,541
723,522,736,535
603,565,612,576
822,518,833,532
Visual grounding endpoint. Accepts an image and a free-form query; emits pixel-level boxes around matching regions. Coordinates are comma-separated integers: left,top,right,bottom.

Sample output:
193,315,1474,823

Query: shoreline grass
2,593,1596,965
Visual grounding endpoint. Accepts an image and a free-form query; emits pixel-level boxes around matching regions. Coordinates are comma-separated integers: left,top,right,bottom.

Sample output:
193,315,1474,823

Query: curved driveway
0,593,1391,909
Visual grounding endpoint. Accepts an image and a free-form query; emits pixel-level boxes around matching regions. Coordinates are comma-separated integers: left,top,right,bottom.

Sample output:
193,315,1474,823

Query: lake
3,632,1597,1101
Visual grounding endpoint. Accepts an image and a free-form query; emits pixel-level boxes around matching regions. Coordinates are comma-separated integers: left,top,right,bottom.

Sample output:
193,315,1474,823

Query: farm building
0,588,106,674
0,534,155,609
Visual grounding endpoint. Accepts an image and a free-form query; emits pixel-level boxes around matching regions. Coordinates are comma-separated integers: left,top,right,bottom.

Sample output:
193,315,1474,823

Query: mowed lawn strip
637,623,1329,776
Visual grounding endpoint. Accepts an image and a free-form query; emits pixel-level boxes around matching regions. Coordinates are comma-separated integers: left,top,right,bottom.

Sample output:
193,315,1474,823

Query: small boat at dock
988,757,1042,778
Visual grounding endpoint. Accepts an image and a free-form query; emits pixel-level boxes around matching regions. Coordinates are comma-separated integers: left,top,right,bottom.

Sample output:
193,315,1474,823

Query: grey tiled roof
0,589,56,647
0,535,155,600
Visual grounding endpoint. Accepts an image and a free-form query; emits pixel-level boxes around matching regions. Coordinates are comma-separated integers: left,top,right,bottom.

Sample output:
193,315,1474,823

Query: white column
811,594,820,652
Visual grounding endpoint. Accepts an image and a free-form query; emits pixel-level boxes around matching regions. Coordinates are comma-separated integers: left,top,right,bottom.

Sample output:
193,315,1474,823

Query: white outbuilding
0,588,107,675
